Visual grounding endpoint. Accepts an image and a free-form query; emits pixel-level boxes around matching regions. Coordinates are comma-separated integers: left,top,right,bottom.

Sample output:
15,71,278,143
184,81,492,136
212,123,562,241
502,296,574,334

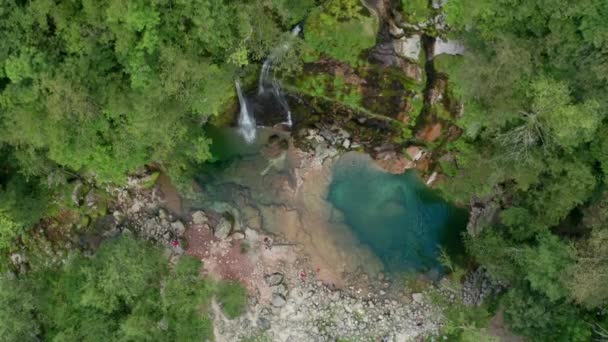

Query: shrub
216,281,248,319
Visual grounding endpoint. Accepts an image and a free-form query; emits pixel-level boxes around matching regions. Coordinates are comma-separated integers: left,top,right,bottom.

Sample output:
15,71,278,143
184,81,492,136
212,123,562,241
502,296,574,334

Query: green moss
141,171,160,189
434,104,453,121
79,215,91,228
409,95,425,121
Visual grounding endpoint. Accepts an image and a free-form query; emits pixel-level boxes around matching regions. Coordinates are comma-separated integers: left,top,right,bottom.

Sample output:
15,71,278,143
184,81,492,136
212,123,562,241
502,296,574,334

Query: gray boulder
264,273,284,286
191,211,208,225
271,293,287,308
171,220,186,236
214,218,232,240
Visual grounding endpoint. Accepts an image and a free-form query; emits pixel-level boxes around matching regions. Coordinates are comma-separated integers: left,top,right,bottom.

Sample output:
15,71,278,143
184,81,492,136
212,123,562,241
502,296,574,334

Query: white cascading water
257,25,301,127
235,80,256,143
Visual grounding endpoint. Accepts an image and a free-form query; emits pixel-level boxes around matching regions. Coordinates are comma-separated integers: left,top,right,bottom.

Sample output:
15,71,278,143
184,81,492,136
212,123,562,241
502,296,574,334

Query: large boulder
191,211,208,225
170,220,186,236
393,34,421,61
214,218,233,240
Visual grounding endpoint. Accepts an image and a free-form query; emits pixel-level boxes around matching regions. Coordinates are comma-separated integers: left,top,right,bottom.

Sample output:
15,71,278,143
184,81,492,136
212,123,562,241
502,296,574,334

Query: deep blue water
327,153,468,273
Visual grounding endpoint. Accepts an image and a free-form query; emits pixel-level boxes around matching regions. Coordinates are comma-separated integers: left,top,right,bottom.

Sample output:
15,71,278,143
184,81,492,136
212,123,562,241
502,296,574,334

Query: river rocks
272,283,288,296
257,317,271,330
216,279,441,342
271,293,287,307
412,293,424,303
393,34,422,61
214,218,233,240
264,273,284,286
304,127,355,155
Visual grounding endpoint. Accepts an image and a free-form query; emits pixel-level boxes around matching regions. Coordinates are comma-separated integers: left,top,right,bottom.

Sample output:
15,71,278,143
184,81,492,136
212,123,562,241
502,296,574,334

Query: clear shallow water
201,127,467,275
328,153,468,273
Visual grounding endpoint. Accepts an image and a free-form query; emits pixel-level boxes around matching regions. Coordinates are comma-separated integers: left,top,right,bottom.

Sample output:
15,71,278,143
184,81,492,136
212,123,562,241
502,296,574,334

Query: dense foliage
0,234,246,341
440,0,608,340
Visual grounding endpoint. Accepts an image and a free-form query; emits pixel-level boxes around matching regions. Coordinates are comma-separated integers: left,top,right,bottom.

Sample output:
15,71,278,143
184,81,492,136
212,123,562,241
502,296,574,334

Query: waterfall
236,80,256,143
257,25,301,127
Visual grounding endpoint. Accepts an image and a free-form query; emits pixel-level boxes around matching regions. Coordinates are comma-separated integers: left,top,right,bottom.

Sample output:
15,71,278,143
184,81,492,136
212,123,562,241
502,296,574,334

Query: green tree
305,0,377,65
0,277,38,342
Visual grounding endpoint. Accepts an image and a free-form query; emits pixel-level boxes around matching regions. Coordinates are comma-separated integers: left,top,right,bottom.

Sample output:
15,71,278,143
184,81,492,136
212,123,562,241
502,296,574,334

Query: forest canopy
441,0,608,340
